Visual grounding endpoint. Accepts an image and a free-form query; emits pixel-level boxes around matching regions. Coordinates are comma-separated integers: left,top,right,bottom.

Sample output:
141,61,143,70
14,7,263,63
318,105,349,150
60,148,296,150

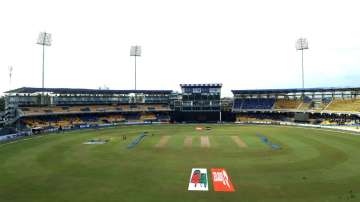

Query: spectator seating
140,113,157,121
235,114,280,123
99,115,125,123
274,99,301,110
234,98,275,110
126,114,141,121
326,99,360,112
297,102,311,110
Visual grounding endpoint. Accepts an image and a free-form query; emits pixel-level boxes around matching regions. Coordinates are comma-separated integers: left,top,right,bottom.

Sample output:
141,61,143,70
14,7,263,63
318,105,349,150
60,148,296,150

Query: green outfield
0,124,359,202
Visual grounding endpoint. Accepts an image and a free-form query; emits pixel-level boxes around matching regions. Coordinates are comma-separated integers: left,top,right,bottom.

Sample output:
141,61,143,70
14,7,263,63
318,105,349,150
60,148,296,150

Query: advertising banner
211,168,235,192
188,168,209,191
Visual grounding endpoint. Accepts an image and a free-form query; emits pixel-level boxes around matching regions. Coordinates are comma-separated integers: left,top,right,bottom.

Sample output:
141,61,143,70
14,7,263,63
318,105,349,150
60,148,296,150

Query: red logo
211,168,235,192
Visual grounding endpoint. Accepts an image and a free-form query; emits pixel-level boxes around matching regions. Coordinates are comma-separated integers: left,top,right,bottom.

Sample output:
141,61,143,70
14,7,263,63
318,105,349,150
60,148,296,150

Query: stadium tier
18,104,171,117
21,114,128,129
4,87,173,129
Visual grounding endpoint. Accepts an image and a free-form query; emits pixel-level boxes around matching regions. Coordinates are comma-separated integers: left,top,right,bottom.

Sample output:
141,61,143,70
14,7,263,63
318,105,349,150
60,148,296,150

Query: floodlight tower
8,66,13,90
219,98,222,123
296,38,309,89
37,32,52,89
130,45,141,90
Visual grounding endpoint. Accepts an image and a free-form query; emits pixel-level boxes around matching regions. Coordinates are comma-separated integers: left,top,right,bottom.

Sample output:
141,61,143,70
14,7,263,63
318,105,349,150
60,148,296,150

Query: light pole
8,66,13,90
219,98,222,123
37,32,52,89
296,38,308,89
130,45,141,90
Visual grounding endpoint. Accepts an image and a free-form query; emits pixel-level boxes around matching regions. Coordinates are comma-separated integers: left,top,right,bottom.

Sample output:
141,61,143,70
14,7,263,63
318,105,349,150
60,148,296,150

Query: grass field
0,124,360,202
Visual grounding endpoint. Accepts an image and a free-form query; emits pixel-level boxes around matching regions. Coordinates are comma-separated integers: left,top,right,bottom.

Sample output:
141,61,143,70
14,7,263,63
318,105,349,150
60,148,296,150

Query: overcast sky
1,0,360,97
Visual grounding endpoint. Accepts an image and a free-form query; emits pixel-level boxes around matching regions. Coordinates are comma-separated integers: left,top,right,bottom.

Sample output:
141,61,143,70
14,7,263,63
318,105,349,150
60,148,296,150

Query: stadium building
2,85,360,132
173,84,223,123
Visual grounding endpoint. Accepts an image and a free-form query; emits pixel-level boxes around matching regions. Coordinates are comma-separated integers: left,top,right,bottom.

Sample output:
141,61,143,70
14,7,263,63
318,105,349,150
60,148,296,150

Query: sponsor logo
188,168,208,191
211,168,235,192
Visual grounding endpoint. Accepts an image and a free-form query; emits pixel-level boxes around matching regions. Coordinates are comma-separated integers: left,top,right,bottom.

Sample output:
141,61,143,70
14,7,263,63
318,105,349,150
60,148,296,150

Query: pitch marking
230,136,248,148
155,136,171,148
200,136,210,148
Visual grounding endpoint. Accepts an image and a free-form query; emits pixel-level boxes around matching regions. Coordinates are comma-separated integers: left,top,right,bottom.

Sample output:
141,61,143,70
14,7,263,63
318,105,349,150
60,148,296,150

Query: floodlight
37,32,52,46
37,32,52,89
296,38,309,89
130,45,142,90
130,46,141,56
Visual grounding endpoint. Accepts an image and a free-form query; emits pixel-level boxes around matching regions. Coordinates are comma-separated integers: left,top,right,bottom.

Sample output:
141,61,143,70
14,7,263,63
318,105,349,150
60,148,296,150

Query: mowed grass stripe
230,136,248,148
154,136,171,148
191,135,201,148
211,135,238,151
164,134,184,149
237,133,267,150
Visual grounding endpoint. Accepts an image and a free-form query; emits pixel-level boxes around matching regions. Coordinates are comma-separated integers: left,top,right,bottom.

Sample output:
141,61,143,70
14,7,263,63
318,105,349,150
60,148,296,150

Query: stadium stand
233,88,360,112
3,86,360,131
3,87,172,130
0,112,5,127
232,87,360,125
